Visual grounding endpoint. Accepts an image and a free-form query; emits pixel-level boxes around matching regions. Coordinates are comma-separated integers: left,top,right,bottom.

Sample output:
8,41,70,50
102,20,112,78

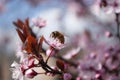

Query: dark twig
115,13,120,40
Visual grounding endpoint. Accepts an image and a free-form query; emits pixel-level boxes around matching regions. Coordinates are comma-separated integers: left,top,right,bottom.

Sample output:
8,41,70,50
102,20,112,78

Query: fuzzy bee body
50,31,65,44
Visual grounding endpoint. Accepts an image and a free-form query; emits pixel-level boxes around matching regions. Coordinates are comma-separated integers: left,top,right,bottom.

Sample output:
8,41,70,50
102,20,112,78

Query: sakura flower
32,17,46,28
63,47,81,60
10,61,24,80
45,38,65,50
44,32,65,56
107,76,120,80
16,43,27,63
21,57,35,70
76,77,81,80
25,69,38,78
105,57,119,70
95,73,101,79
44,31,65,51
63,73,72,80
105,31,112,37
101,0,120,14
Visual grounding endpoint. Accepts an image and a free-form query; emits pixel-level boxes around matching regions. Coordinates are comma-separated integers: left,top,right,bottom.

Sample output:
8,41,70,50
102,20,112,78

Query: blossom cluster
77,44,120,80
10,0,120,80
100,0,120,14
10,18,72,80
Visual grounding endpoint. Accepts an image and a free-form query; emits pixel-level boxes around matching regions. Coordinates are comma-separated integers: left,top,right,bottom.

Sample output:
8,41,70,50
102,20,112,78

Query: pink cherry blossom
95,73,101,79
25,69,38,78
45,37,65,57
63,47,81,60
10,61,24,80
63,73,72,80
105,31,112,37
32,17,46,28
76,77,81,80
101,0,120,13
44,37,65,50
16,44,26,63
21,57,35,70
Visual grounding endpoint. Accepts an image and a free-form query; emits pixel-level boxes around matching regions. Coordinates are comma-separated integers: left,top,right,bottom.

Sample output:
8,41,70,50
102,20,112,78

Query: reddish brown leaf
22,25,27,38
24,35,38,54
27,35,37,45
16,29,26,43
25,18,29,27
13,21,20,28
38,36,44,49
17,19,24,29
23,25,31,38
13,19,24,29
14,18,36,39
13,18,37,53
24,42,32,53
56,59,65,71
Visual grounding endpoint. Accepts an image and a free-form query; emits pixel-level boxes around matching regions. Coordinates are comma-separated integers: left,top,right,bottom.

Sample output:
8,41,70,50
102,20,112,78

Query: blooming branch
11,18,74,80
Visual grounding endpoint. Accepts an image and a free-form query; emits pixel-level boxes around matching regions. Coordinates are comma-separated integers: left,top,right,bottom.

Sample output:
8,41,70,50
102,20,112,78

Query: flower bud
25,69,38,78
76,77,82,80
63,73,72,80
95,73,101,79
105,31,112,37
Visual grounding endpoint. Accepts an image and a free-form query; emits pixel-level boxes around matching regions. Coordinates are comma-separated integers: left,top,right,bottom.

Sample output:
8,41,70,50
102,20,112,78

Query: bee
50,31,65,44
100,0,107,7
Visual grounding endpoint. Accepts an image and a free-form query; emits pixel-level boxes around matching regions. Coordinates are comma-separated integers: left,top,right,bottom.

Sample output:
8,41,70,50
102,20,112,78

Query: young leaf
16,29,26,43
56,59,65,71
38,36,44,50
